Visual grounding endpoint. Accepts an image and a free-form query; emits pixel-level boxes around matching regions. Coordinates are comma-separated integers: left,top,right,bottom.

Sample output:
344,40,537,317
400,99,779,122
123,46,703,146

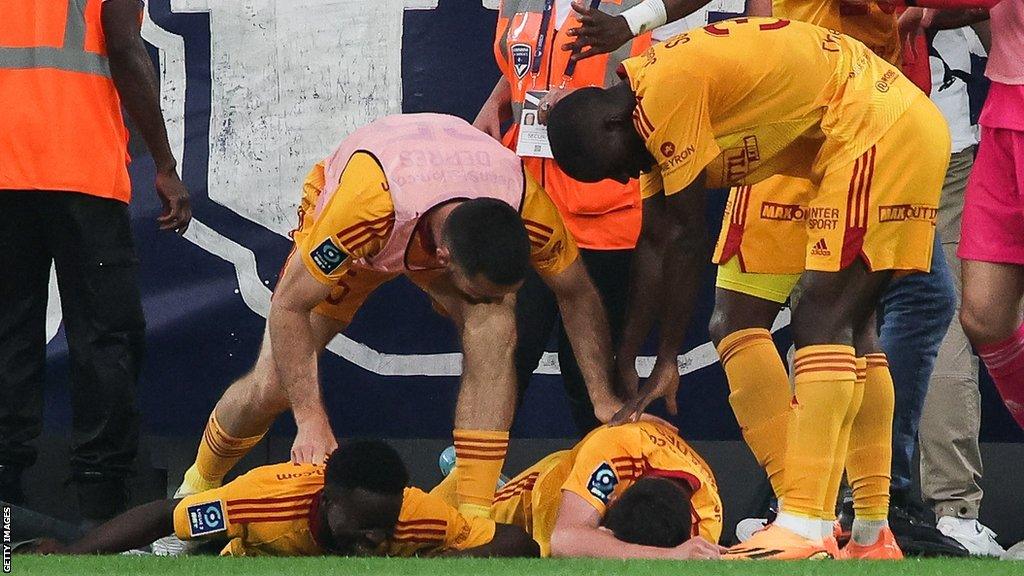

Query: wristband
620,0,668,36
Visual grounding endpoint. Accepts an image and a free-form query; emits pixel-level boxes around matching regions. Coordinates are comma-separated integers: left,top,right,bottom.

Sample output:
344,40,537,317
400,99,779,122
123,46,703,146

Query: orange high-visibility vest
0,0,132,203
495,0,652,250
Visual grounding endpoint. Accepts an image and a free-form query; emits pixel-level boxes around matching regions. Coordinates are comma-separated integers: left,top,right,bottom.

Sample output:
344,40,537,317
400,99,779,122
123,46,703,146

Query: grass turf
8,556,1018,576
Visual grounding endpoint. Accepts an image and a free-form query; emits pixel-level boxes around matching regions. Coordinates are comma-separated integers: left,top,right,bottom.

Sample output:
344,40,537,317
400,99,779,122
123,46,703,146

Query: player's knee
708,309,733,348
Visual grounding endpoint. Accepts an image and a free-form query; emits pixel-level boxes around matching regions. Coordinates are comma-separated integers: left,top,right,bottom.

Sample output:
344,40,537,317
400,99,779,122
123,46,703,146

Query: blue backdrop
40,0,1024,444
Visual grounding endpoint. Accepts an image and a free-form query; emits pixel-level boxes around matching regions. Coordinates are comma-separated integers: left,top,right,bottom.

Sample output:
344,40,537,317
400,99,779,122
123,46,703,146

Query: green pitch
10,556,1019,576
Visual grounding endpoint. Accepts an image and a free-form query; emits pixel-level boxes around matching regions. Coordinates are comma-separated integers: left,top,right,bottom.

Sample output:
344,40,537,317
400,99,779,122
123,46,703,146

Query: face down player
27,440,538,558
548,18,950,559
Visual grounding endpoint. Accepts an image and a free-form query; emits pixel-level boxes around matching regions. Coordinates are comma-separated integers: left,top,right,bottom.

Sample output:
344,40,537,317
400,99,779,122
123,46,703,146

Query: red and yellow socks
453,428,509,518
182,412,266,495
717,328,792,497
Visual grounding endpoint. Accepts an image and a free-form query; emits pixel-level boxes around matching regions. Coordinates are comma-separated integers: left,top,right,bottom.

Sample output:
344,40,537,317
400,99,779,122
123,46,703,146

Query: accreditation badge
515,90,554,159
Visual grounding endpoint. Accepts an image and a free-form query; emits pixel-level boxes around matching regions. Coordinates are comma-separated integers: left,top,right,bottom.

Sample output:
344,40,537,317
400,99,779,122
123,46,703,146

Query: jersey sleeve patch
586,462,619,504
309,237,348,275
186,500,227,537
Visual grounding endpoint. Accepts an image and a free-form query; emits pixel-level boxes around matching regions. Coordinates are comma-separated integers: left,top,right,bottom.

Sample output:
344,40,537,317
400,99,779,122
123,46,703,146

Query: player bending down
25,440,538,558
547,17,949,559
432,421,724,560
172,113,633,527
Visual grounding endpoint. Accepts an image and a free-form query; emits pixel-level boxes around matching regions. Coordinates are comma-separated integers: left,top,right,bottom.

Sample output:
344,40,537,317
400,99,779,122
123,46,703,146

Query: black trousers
0,191,143,480
514,248,632,436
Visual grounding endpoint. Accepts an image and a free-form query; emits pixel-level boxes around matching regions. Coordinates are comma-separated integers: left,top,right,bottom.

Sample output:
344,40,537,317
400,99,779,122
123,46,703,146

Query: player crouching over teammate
170,113,633,535
547,17,949,560
432,421,724,560
22,440,538,558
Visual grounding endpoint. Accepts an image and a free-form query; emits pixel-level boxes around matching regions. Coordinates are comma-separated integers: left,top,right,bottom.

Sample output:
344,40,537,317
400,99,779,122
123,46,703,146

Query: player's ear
436,246,451,267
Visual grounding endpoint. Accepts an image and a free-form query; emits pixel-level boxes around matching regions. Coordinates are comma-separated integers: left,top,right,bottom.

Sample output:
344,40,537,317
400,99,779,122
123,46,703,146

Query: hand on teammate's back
633,356,681,416
155,168,192,235
290,417,338,466
562,0,634,62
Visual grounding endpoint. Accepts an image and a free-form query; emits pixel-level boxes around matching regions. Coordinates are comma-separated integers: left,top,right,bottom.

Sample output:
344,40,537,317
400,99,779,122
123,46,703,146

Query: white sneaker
1002,539,1024,560
936,516,1006,557
735,517,770,543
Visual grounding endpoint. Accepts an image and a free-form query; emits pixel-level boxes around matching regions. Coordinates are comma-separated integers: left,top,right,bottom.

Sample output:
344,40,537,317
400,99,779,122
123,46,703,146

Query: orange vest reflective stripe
0,0,132,202
496,0,649,250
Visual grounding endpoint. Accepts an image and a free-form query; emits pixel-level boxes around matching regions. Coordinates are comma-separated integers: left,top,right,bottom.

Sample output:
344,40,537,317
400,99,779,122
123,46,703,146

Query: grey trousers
919,147,984,519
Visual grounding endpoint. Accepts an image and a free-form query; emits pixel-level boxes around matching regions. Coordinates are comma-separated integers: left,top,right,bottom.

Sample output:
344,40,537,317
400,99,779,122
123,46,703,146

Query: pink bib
319,114,526,273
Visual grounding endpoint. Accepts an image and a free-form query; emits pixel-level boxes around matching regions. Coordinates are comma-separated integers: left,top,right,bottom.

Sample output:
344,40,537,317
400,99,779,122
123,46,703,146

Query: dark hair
325,440,408,495
442,198,530,286
600,476,693,548
546,87,608,182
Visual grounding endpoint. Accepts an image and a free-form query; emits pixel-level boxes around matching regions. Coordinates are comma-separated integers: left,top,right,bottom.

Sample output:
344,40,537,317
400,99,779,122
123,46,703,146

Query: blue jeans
879,233,957,494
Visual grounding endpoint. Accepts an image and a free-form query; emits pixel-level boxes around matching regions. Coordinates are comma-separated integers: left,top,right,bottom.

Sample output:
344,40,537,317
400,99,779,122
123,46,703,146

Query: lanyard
561,0,602,82
531,0,556,79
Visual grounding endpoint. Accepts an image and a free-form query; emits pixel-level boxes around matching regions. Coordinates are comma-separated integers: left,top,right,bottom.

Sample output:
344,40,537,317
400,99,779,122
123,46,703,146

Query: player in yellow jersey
546,17,949,559
431,421,724,559
169,115,640,545
555,0,960,559
25,440,538,558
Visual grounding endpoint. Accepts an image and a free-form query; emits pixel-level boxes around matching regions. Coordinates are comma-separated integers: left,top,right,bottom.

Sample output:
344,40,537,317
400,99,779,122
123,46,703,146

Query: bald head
547,83,654,185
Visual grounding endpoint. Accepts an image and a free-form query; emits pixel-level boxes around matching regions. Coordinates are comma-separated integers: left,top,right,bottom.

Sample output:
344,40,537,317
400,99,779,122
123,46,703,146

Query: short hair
442,198,530,286
325,440,408,496
600,477,693,548
546,87,608,181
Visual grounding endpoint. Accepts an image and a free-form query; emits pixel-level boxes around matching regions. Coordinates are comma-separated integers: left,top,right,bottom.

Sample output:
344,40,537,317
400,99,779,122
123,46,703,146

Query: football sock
780,345,856,539
977,321,1024,429
821,357,866,527
846,353,895,525
717,328,792,498
184,411,266,494
453,428,508,518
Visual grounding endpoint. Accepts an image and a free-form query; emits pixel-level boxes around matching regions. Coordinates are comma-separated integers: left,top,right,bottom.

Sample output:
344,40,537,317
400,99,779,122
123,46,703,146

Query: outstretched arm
269,257,336,465
617,177,709,416
543,259,628,423
57,499,181,554
563,0,715,60
549,491,721,559
102,0,191,233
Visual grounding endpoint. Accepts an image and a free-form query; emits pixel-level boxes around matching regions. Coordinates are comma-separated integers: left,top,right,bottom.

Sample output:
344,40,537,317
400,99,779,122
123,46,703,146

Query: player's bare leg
961,260,1024,429
442,289,518,517
710,288,791,500
177,311,345,497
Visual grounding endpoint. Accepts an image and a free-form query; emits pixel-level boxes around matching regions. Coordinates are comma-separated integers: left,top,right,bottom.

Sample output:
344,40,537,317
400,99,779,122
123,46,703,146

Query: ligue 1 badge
511,43,531,79
586,462,619,504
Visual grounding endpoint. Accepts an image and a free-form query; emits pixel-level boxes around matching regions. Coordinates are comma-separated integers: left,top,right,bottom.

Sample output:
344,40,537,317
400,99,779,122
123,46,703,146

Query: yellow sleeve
172,475,266,542
560,426,643,516
520,171,579,276
297,151,395,285
624,56,719,197
389,488,496,556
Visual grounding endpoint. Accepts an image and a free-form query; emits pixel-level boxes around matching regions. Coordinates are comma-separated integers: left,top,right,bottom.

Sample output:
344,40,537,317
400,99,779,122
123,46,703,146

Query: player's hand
291,415,338,466
472,101,504,141
17,538,67,555
562,1,634,62
156,168,192,235
666,536,726,560
594,395,629,425
537,86,575,124
634,355,680,416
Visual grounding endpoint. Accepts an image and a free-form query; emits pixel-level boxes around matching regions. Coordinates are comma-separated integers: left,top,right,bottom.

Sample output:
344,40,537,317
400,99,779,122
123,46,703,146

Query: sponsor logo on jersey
275,468,325,481
661,141,676,157
310,238,347,275
760,202,807,222
810,238,831,257
511,43,532,79
187,500,227,537
587,462,619,504
807,207,840,231
660,143,697,171
878,204,937,223
721,136,760,184
875,68,899,93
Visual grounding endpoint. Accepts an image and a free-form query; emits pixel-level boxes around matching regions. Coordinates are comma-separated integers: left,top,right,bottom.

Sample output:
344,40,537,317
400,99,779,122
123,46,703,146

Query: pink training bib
319,114,526,273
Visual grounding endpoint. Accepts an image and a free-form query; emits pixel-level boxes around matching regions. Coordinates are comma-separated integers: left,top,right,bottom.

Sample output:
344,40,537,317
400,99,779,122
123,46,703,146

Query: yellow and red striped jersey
172,463,495,557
